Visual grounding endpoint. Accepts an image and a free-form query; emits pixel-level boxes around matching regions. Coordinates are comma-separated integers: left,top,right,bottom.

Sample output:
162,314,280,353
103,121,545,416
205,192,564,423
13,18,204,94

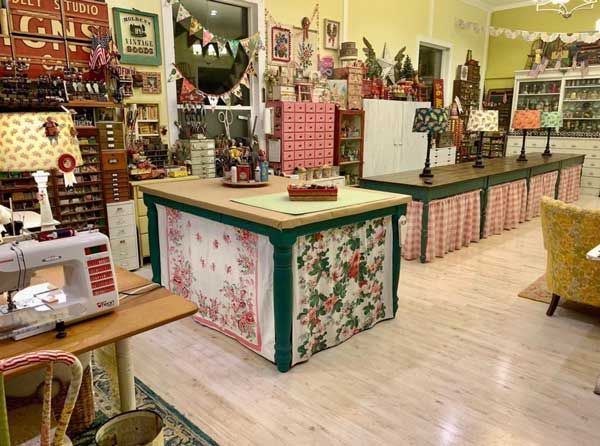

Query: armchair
541,197,600,316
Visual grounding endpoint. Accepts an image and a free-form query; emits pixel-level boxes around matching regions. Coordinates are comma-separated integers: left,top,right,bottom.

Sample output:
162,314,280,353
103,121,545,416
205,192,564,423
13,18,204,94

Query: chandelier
535,0,597,18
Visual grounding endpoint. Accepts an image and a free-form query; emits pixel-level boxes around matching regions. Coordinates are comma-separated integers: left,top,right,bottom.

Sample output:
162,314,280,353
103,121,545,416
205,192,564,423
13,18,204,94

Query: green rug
73,365,218,446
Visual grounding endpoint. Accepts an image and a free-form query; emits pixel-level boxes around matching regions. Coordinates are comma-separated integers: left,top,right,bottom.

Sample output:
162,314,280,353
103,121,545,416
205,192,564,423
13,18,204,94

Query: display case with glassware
507,68,600,198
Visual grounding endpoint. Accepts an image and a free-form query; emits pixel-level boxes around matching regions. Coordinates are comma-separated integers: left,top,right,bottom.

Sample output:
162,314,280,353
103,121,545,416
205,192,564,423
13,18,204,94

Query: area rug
518,274,551,303
72,365,219,446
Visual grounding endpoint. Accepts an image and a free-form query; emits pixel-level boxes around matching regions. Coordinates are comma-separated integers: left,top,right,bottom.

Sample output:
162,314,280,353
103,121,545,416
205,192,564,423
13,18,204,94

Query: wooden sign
7,0,108,22
11,35,90,75
9,11,106,41
113,8,161,66
433,79,444,109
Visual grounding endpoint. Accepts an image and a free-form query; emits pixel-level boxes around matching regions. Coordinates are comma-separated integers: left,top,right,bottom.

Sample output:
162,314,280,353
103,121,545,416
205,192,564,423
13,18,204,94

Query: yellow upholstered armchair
541,197,600,316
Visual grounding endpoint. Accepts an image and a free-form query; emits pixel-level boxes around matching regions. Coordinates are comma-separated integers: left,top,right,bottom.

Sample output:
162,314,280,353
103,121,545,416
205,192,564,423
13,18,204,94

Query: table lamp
540,111,563,158
467,110,499,169
413,108,449,178
512,110,541,162
0,111,83,230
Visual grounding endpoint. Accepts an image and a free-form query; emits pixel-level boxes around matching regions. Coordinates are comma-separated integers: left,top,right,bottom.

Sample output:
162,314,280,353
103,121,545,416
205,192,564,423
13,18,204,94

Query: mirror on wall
173,0,251,105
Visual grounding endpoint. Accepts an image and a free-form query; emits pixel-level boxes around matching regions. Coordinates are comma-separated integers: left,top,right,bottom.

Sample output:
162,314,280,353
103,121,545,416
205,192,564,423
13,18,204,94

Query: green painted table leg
270,233,297,373
392,205,407,316
555,167,562,199
480,188,488,239
145,200,162,284
420,202,429,263
0,377,9,446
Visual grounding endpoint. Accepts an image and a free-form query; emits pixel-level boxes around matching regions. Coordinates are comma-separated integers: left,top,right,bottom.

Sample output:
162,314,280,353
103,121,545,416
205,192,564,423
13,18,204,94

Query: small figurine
42,116,60,143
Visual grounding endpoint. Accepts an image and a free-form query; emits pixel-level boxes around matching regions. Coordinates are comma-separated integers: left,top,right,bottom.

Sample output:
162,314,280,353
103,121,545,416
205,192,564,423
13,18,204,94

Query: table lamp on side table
467,110,499,169
540,111,563,158
413,107,450,178
512,110,541,162
0,112,83,231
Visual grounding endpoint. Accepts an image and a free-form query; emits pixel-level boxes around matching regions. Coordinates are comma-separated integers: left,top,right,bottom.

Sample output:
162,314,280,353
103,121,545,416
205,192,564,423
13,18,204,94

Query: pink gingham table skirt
483,179,528,238
526,171,558,220
402,190,481,262
558,164,582,203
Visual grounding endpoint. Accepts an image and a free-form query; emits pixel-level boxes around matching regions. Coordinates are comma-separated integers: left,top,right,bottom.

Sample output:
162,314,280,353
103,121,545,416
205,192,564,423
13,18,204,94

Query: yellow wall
106,0,168,142
486,6,600,90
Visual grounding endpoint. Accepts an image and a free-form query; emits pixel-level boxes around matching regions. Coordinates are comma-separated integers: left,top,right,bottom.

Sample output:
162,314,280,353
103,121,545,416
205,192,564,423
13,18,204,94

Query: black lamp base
542,127,553,157
420,132,434,179
517,153,528,162
419,169,434,178
472,131,485,168
517,129,528,162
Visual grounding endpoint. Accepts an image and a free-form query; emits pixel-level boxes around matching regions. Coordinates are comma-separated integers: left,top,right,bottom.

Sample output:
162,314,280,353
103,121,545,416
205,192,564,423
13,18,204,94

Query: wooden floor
132,196,600,446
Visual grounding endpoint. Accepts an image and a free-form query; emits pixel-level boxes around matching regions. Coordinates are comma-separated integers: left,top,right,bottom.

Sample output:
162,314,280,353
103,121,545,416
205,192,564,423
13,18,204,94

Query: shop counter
141,177,411,372
360,153,585,263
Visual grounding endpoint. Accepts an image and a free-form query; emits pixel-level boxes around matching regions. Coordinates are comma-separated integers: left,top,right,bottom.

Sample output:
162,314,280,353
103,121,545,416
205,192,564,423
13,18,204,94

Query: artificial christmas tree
401,56,415,81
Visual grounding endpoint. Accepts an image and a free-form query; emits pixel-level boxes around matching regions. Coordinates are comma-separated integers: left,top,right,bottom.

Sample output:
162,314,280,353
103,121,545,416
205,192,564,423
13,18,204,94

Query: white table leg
115,338,136,411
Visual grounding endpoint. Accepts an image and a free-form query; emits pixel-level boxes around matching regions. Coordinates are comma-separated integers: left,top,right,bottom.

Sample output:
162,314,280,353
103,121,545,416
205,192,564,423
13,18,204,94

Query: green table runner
231,188,392,215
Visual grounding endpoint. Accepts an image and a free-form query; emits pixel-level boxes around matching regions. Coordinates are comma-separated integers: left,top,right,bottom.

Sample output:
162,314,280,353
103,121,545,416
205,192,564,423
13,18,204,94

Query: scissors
218,108,233,140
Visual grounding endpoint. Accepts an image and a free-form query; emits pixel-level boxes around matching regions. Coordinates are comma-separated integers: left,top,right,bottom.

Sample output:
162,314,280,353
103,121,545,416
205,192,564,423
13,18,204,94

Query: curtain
484,179,528,238
526,171,558,220
558,165,582,204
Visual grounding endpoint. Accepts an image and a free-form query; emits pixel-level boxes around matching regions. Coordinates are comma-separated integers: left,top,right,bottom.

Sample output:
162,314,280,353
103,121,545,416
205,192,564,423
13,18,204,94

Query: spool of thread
231,166,238,183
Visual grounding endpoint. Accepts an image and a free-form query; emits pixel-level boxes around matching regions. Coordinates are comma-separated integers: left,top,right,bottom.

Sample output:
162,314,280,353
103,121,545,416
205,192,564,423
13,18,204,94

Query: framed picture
293,27,318,74
142,72,161,94
324,19,340,50
113,8,161,66
269,25,292,65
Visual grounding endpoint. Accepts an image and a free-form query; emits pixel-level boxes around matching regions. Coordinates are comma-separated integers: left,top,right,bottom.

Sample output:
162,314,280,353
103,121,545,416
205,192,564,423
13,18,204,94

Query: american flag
89,33,112,71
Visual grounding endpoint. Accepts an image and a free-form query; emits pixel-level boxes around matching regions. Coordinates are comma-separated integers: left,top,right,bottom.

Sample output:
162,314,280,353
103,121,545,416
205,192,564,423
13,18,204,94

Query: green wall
486,5,600,90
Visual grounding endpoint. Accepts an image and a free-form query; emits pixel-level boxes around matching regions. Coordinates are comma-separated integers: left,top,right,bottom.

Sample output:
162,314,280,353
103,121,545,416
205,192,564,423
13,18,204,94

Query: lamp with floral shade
467,110,499,169
540,111,563,157
413,108,449,178
512,110,541,162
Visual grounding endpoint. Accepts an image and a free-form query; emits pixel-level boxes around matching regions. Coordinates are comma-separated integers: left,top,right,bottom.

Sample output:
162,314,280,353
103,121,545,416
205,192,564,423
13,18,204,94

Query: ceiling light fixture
210,9,218,16
535,0,597,18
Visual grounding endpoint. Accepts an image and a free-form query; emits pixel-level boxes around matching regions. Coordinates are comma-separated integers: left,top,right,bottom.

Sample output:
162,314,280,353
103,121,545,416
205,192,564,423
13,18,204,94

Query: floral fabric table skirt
558,164,582,204
156,205,393,367
526,171,559,220
483,179,528,238
403,190,481,262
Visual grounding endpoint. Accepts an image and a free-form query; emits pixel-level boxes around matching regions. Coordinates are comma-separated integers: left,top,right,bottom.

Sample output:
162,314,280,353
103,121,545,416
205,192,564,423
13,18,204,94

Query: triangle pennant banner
229,40,240,58
176,4,191,23
203,29,214,46
168,64,183,82
188,17,202,36
207,95,219,107
232,85,243,99
239,74,250,89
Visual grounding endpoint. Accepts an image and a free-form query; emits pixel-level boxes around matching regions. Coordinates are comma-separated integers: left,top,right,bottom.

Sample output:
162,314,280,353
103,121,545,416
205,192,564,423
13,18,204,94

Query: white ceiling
462,0,538,12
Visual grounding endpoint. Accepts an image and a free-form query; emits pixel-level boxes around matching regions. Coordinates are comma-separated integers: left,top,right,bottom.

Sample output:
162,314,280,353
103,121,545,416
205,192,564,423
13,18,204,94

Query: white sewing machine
0,230,119,340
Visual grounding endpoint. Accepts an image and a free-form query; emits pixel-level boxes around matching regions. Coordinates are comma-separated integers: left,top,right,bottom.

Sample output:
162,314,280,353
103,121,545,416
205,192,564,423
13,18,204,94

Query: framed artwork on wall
142,72,162,94
113,8,161,66
269,25,292,65
324,19,340,50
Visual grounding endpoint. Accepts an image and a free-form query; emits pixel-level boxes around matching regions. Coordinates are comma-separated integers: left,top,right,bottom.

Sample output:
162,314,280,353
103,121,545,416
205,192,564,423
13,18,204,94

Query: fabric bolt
483,179,528,238
402,201,424,261
292,217,393,365
558,164,582,203
425,190,481,262
526,171,559,220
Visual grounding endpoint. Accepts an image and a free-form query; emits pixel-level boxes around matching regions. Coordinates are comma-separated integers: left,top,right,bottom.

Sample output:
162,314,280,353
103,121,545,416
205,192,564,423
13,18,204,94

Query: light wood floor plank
131,196,600,446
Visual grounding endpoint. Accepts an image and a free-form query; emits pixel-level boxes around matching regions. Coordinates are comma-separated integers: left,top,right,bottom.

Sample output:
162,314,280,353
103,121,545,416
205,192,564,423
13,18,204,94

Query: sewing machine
0,230,119,340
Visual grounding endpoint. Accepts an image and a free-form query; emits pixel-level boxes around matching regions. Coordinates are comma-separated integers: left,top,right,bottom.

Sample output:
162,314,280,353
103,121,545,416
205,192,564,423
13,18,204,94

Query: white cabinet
362,100,430,177
106,201,139,271
431,146,457,167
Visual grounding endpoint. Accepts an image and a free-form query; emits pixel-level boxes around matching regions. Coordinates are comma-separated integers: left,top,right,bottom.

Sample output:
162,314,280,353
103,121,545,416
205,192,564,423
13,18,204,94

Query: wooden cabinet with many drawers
507,135,598,196
131,176,200,261
106,201,139,270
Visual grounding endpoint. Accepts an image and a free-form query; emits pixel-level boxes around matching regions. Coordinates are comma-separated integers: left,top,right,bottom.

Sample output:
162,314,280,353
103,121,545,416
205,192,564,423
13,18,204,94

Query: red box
295,151,305,160
306,103,316,113
295,114,305,123
283,151,294,161
326,103,336,113
306,123,316,132
295,123,305,132
315,132,325,140
316,123,325,132
295,141,305,150
326,114,335,123
283,103,295,112
315,149,325,158
305,140,315,150
305,158,315,168
295,133,305,141
325,148,334,158
326,123,335,132
306,133,315,140
305,149,315,158
316,103,326,113
315,140,325,149
284,113,295,123
325,132,335,140
316,114,326,123
294,103,305,113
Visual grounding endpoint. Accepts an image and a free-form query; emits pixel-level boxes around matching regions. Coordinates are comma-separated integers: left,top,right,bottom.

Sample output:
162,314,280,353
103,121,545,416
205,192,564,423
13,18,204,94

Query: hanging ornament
229,40,240,58
203,29,214,46
58,153,77,188
301,16,311,40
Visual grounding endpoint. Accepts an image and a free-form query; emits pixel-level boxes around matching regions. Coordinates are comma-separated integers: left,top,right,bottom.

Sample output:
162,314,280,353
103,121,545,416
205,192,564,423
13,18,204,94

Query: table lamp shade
467,110,499,132
513,110,541,130
413,108,449,133
0,112,82,172
541,111,563,131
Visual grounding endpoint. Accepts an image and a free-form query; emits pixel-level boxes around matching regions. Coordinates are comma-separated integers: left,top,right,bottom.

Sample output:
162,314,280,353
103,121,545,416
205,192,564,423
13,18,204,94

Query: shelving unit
131,103,160,139
334,109,365,186
0,174,43,213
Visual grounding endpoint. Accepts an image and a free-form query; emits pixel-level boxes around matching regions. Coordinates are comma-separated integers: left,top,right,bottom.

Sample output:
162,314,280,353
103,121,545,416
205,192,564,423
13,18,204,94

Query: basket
95,410,164,446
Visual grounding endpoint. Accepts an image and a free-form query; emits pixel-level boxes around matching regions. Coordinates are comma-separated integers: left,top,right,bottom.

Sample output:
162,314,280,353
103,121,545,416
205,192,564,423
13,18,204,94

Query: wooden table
361,154,585,262
0,267,197,411
141,176,411,372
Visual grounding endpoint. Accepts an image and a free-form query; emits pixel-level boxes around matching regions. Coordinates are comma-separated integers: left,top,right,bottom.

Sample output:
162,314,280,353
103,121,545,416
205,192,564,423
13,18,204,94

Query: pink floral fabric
292,217,393,365
483,179,528,238
526,171,558,220
402,201,423,261
157,205,276,361
558,165,582,203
